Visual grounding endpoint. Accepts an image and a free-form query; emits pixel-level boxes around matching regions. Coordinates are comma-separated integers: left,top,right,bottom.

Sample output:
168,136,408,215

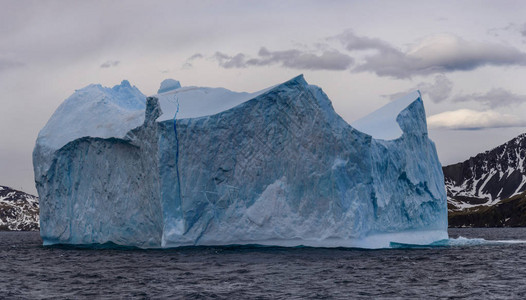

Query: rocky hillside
444,133,526,211
449,191,526,227
0,186,39,230
443,133,526,227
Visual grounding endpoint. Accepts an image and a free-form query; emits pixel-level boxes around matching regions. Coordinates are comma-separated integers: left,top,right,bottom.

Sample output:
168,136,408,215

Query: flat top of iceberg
154,82,275,121
351,91,421,140
37,76,423,152
37,81,146,151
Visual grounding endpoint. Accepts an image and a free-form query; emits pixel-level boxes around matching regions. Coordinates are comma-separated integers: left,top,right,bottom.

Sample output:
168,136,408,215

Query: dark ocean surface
1,228,526,299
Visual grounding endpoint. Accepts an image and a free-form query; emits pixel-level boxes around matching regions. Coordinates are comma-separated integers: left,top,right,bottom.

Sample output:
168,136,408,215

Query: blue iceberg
33,75,447,248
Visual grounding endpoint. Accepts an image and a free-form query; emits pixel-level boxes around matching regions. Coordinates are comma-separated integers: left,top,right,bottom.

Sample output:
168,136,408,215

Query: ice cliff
33,75,447,248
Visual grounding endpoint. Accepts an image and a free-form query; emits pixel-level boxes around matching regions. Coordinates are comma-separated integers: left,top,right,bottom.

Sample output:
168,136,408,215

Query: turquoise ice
33,75,447,248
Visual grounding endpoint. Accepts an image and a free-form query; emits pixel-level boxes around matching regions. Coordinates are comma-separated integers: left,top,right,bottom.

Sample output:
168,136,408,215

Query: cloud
487,22,526,37
384,74,453,103
419,74,453,103
337,31,526,78
212,47,354,70
207,31,526,76
0,58,24,72
521,24,526,37
334,30,394,52
487,23,516,37
188,53,203,60
182,53,205,69
214,52,247,68
386,75,526,108
100,60,120,68
428,109,526,130
452,88,526,108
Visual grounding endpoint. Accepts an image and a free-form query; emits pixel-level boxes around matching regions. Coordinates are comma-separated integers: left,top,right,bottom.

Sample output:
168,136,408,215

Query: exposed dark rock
444,133,526,209
449,191,526,227
444,133,526,227
0,185,39,231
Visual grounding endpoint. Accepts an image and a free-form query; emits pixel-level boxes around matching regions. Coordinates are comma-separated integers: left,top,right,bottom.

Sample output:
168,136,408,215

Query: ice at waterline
33,75,447,249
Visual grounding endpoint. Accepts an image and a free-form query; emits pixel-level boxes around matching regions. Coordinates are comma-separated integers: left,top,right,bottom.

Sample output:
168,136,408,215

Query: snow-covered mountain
0,186,39,230
443,133,526,211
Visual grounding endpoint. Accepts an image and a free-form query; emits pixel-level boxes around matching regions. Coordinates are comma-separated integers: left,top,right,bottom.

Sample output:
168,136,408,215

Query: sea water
1,228,526,299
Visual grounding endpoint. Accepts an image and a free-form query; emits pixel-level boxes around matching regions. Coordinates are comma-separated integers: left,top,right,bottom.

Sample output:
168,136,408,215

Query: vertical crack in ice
172,96,182,212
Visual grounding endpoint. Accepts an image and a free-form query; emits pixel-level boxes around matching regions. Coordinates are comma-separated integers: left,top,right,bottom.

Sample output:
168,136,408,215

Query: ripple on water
1,229,526,298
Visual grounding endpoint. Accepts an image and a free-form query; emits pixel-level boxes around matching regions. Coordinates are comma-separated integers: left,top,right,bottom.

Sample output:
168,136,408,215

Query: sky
2,0,526,194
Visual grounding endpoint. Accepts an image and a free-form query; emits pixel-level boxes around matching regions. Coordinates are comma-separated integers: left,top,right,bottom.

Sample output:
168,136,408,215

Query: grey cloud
251,47,353,70
0,58,24,72
312,42,331,51
337,30,526,78
100,60,120,68
419,74,453,103
488,22,526,37
487,23,516,37
205,30,526,75
182,53,205,69
384,74,453,103
213,47,353,71
188,53,203,60
214,52,247,68
453,88,526,108
386,76,525,108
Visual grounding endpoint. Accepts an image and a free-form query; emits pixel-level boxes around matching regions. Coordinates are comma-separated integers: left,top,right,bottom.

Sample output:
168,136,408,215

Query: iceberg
157,79,181,94
33,75,448,249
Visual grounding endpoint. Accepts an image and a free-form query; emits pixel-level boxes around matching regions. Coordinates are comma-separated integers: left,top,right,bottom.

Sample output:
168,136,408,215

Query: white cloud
337,31,526,78
428,109,526,130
